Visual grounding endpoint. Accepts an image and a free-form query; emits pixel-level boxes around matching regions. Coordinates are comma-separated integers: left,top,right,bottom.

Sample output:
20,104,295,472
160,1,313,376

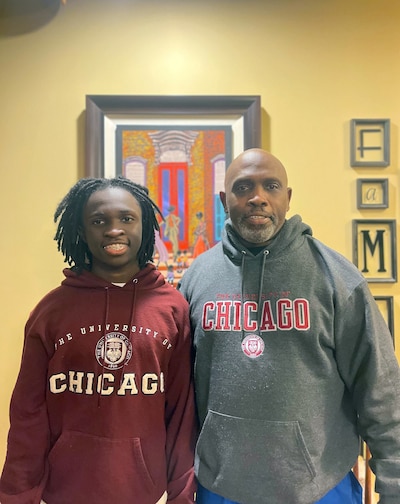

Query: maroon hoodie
0,265,196,504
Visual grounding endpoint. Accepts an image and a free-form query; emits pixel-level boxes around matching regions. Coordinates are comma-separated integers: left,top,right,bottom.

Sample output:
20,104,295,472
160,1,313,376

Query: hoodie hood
218,215,313,341
61,263,166,290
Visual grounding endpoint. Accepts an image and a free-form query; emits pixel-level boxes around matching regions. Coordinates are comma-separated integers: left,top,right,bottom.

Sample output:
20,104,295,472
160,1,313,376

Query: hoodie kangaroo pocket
196,410,316,498
47,430,156,501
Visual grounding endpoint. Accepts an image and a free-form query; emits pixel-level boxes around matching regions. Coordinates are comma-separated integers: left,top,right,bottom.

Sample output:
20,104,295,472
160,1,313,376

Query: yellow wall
0,0,399,471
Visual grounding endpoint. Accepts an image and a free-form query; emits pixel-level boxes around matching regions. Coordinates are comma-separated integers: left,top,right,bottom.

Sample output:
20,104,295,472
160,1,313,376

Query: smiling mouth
103,243,128,256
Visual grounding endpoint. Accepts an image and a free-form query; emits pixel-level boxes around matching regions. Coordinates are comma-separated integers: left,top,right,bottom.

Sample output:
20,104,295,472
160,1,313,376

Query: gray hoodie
179,215,400,504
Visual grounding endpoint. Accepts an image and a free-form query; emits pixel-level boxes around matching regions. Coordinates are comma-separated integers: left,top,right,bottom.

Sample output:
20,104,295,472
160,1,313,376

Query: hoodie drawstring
98,286,111,407
123,279,138,387
240,249,269,341
97,279,138,407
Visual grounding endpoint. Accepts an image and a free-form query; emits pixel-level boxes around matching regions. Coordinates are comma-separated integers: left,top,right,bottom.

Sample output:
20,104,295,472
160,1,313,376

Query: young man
178,149,400,504
0,177,196,504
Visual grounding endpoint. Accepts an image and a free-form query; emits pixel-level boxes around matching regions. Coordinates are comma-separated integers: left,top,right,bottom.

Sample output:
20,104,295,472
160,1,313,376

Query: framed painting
85,94,261,284
352,219,397,283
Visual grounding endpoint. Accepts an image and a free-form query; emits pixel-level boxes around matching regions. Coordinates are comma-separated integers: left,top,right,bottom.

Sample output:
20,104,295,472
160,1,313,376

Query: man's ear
219,191,228,214
287,187,293,211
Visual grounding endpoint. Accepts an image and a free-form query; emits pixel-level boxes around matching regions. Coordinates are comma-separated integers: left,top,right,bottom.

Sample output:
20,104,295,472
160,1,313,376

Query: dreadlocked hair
54,176,163,272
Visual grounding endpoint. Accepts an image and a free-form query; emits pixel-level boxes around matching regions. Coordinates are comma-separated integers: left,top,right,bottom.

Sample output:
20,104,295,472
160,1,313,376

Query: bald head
220,148,292,247
225,149,289,192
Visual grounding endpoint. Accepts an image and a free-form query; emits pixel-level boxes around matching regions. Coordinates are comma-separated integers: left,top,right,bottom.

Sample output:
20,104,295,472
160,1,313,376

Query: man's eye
121,216,134,223
267,183,279,190
92,219,104,225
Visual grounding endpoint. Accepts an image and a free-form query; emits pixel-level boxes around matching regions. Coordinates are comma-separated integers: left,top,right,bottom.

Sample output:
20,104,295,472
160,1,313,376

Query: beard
235,217,278,244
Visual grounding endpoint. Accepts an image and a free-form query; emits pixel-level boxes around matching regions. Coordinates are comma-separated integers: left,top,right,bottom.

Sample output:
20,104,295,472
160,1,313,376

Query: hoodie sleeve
164,301,197,504
334,282,400,502
0,315,51,504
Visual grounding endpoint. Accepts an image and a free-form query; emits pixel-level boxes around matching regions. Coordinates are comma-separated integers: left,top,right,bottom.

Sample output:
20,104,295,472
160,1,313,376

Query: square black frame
350,118,390,167
352,219,397,282
356,178,389,209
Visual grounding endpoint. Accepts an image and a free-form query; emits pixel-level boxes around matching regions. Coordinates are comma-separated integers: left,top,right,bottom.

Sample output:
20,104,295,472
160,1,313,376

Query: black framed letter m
352,220,397,283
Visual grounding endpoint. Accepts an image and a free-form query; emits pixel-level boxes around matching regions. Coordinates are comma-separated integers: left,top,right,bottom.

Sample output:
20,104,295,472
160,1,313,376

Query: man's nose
248,188,268,205
104,223,125,235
